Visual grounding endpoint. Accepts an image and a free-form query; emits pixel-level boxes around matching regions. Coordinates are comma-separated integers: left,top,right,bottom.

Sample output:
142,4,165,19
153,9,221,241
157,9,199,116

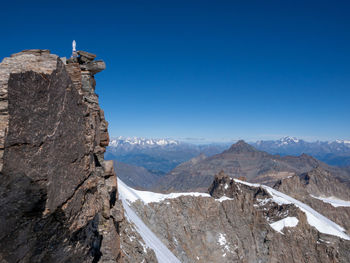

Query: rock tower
0,49,123,262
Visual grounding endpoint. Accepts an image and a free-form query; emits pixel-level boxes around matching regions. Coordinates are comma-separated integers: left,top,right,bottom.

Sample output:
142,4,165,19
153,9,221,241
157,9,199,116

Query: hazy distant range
106,136,350,175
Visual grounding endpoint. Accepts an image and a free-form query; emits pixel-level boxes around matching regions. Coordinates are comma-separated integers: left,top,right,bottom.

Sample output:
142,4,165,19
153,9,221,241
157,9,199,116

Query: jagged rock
274,167,350,232
0,50,122,262
78,50,97,64
129,171,350,262
119,218,158,263
80,60,106,75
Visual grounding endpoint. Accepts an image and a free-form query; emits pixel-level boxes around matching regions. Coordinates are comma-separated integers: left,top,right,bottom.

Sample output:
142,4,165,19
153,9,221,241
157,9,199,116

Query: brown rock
77,50,97,63
274,167,350,233
130,171,350,262
0,50,122,262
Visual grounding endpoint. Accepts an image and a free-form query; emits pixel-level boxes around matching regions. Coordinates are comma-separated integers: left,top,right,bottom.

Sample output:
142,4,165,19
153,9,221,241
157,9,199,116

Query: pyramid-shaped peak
225,140,259,154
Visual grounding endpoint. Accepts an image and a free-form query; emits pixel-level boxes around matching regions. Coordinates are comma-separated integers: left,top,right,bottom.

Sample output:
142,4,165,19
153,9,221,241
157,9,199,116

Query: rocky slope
113,160,163,190
274,167,350,232
155,140,350,192
121,172,350,262
0,49,124,262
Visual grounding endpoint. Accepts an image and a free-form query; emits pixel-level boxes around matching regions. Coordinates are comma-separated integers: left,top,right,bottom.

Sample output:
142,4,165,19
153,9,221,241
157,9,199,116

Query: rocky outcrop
130,172,350,262
0,50,122,262
274,167,350,232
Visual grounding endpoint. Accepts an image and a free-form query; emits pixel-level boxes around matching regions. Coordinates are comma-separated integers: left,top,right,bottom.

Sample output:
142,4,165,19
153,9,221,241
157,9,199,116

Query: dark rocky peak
208,170,278,207
299,166,327,183
275,165,350,201
224,140,259,154
0,49,121,262
208,170,232,198
207,170,260,199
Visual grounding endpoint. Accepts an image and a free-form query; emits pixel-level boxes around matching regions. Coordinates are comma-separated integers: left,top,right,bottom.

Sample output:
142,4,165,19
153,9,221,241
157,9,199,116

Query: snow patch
310,195,350,207
216,196,234,202
119,180,181,263
218,233,227,246
270,217,299,234
234,179,350,240
217,233,233,256
118,178,210,204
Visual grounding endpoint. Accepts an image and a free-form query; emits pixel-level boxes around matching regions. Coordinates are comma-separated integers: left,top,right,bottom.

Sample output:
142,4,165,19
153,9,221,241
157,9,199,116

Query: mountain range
106,137,229,173
107,137,350,192
252,136,350,167
155,140,350,192
107,136,350,174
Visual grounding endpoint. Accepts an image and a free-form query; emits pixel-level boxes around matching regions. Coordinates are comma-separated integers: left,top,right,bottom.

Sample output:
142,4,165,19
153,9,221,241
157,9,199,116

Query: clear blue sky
1,0,349,142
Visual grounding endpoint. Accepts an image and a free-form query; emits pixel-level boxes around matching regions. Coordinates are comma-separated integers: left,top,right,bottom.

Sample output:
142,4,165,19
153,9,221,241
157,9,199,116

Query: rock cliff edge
0,49,122,262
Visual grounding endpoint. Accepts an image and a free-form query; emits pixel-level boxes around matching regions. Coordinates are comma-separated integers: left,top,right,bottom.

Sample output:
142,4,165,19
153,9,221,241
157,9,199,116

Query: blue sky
1,0,349,142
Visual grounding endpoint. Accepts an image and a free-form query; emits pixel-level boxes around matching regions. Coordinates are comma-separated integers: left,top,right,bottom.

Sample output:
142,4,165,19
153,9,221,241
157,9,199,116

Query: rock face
274,167,350,232
156,140,350,192
0,50,122,262
119,217,158,263
130,172,350,262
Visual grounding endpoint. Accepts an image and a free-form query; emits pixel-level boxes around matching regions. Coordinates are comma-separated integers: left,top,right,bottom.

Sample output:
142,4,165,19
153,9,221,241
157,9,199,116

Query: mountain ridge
154,140,350,192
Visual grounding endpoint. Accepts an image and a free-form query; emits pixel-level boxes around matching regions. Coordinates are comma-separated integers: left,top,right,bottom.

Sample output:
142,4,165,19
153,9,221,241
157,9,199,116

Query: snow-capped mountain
109,136,179,148
106,137,229,174
253,137,350,166
256,136,350,148
335,139,350,146
106,136,350,174
254,136,350,151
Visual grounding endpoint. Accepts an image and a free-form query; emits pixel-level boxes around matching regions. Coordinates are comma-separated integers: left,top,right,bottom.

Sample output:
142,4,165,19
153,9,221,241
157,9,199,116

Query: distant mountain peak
335,139,350,145
225,140,259,154
278,136,301,145
109,136,179,147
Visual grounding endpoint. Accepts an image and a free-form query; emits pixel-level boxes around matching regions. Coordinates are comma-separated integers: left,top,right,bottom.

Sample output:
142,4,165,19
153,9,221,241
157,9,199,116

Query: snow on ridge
270,217,299,234
216,196,234,202
121,198,181,263
119,177,350,241
118,178,210,204
310,195,350,208
234,179,350,240
118,178,236,205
